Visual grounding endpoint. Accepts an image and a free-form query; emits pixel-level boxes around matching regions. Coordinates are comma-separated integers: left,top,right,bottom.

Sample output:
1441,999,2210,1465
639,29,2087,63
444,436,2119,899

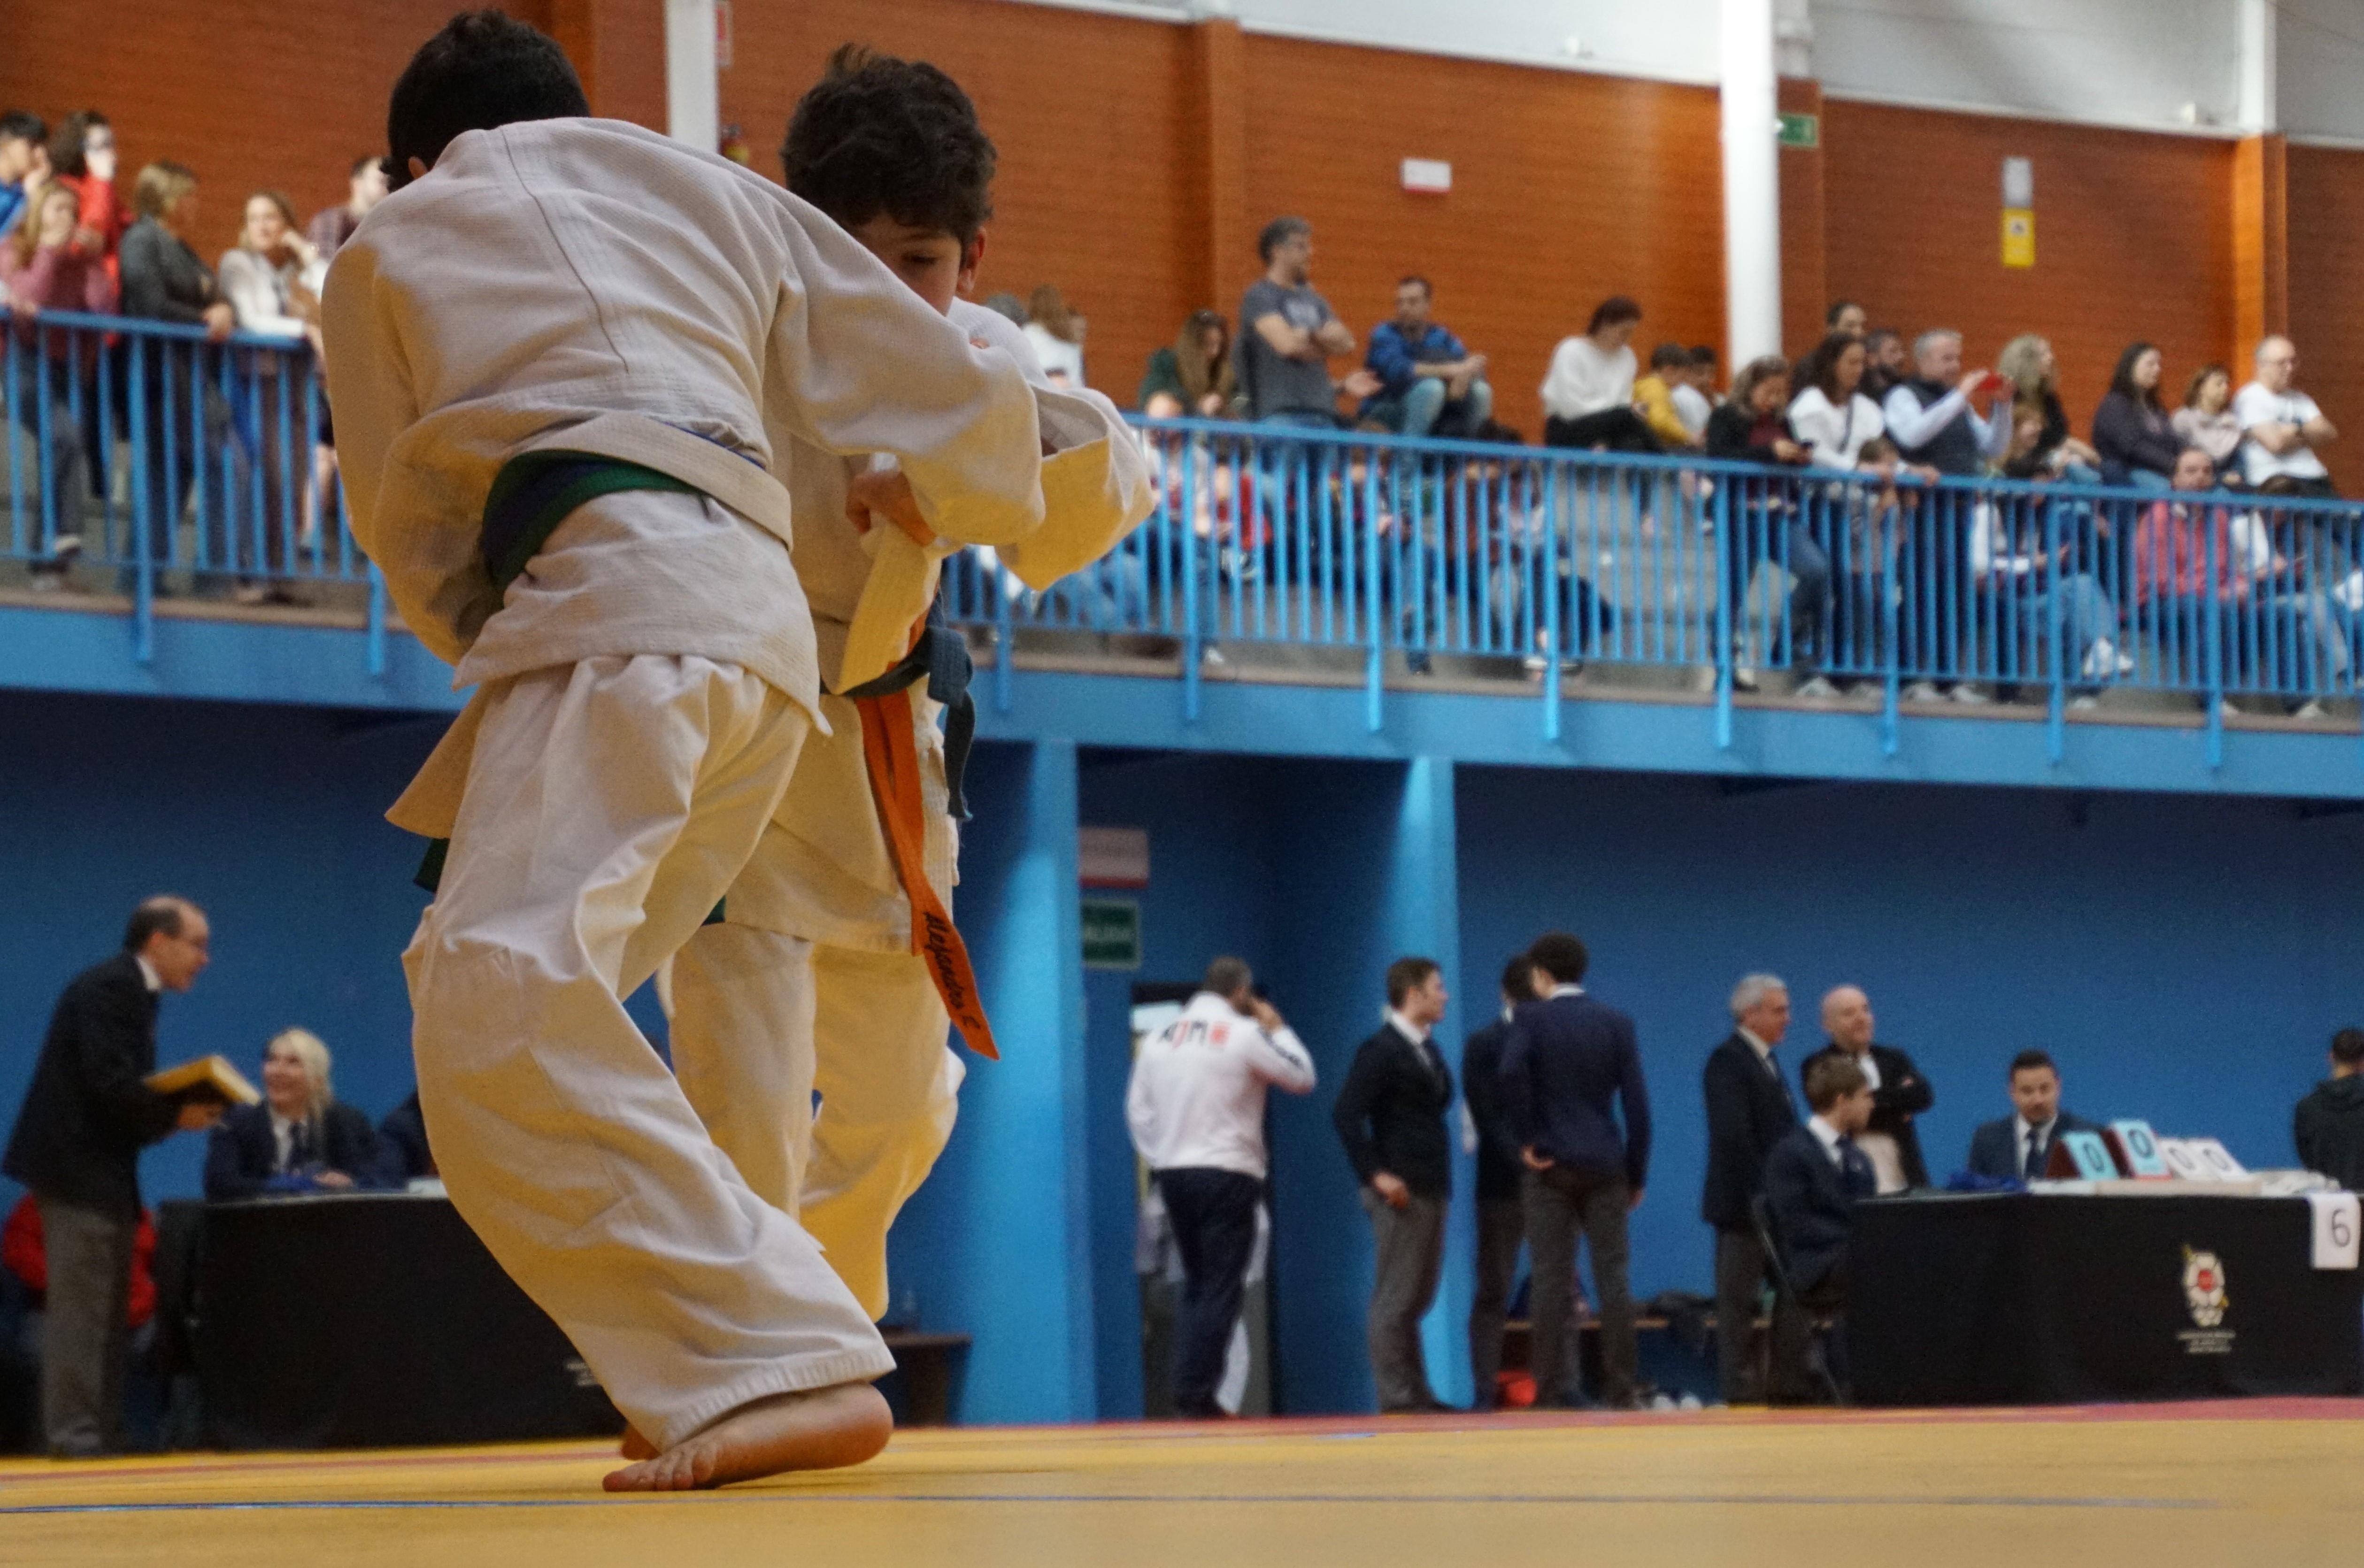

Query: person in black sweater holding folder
1332,957,1455,1414
2,898,222,1457
1501,932,1650,1410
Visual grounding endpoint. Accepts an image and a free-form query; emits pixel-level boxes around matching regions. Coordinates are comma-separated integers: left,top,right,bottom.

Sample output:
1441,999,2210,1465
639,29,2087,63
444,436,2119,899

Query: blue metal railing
7,312,2360,763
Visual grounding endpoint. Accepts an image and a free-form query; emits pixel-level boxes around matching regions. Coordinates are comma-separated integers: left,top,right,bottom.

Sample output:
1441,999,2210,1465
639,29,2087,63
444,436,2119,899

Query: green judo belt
412,450,700,899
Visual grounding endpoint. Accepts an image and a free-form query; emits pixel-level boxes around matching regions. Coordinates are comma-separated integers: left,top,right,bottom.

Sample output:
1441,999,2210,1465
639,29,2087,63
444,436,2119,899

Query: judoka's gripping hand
846,470,938,549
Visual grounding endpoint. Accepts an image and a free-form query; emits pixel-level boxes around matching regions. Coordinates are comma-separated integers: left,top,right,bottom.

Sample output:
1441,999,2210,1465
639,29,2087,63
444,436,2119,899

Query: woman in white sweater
217,190,318,599
1540,296,1661,452
1786,333,1886,471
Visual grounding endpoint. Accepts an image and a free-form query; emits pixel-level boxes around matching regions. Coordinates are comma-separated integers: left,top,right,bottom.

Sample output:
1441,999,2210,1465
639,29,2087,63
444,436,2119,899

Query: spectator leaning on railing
1,181,117,583
1708,354,1832,695
2092,341,2182,490
1139,307,1235,419
1359,276,1491,440
1787,333,1885,472
1997,334,2100,482
46,112,128,278
219,189,319,601
119,160,242,592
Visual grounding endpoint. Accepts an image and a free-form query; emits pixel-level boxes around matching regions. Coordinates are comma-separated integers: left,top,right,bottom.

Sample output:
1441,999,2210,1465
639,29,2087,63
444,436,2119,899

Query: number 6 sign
2308,1192,2361,1270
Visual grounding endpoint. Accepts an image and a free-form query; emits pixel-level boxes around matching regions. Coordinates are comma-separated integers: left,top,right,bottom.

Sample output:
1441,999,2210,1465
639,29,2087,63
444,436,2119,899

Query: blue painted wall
1454,765,2364,1306
0,691,442,1215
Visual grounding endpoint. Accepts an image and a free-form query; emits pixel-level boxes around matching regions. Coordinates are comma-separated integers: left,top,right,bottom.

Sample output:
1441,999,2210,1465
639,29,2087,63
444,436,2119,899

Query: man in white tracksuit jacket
1126,957,1317,1418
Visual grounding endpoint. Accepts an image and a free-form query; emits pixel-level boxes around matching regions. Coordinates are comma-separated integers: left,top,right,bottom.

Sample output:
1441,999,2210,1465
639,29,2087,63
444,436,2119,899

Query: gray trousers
1714,1225,1811,1403
37,1196,135,1457
1361,1188,1445,1411
1468,1196,1523,1408
1525,1167,1637,1407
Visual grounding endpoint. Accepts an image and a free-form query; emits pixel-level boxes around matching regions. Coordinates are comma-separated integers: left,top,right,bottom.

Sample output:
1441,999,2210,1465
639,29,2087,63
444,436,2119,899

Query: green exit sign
1778,112,1819,149
1081,899,1141,970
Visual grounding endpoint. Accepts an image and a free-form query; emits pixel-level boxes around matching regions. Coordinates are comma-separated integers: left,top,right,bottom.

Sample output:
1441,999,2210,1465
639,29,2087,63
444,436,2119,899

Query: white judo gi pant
404,654,895,1450
669,893,964,1322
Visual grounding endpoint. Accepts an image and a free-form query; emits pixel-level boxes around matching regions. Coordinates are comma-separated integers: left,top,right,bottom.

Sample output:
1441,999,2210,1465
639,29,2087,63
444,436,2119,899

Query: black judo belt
412,451,699,897
832,598,978,823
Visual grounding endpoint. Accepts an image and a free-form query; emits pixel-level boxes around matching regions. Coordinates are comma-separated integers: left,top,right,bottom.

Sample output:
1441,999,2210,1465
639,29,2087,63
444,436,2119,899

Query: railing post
1712,473,1734,751
992,552,1014,717
1364,435,1385,734
128,336,155,666
2204,502,2224,770
1180,432,1203,725
2044,494,2065,766
1541,457,1562,745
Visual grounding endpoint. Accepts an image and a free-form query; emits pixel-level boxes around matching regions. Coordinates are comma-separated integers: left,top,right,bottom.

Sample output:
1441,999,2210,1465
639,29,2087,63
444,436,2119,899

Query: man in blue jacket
1361,277,1493,438
1764,1054,1878,1311
1500,931,1649,1409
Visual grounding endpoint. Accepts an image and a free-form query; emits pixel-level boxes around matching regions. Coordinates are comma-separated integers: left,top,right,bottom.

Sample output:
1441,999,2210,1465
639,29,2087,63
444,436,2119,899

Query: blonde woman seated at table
203,1029,381,1199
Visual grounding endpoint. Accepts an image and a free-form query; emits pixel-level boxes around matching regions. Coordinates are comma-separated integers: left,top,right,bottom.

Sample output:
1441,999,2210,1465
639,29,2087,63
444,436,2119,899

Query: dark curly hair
386,10,588,191
781,44,995,242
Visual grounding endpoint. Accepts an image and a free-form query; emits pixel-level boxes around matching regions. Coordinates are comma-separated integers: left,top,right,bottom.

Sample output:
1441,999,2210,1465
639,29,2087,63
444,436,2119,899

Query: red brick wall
1822,99,2236,444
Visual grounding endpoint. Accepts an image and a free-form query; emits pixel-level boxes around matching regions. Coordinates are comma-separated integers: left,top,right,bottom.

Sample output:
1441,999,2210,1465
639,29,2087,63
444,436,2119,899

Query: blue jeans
1725,511,1832,674
1373,377,1494,440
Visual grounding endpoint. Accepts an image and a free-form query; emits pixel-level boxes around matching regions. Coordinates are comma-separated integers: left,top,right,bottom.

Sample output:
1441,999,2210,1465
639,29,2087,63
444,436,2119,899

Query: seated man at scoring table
202,1029,381,1199
1763,1053,1878,1318
1965,1049,2094,1183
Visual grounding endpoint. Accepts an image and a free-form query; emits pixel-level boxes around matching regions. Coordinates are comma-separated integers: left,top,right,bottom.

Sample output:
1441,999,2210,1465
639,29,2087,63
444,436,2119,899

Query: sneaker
1951,683,1994,705
2068,693,2100,712
1523,654,1549,679
2292,699,2330,722
1200,645,1227,668
1732,665,1759,693
2214,698,2239,723
1794,676,1840,699
1902,680,1942,703
231,582,270,607
2079,638,2118,681
50,532,83,561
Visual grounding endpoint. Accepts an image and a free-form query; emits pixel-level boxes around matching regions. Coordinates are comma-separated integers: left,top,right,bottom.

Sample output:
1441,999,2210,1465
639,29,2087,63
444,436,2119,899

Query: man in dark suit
1460,953,1539,1412
1501,932,1649,1411
1800,985,1933,1191
1764,1054,1879,1313
1333,956,1455,1413
1966,1050,2094,1181
2,898,223,1456
1701,972,1803,1404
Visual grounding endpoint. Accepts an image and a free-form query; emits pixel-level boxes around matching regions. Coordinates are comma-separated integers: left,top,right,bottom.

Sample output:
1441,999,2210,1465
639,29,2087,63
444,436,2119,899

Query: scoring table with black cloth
194,1194,623,1449
1850,1191,2364,1406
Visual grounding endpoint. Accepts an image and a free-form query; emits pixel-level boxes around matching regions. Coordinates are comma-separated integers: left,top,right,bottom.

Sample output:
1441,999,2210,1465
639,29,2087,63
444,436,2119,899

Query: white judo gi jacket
320,117,1063,837
729,301,1155,949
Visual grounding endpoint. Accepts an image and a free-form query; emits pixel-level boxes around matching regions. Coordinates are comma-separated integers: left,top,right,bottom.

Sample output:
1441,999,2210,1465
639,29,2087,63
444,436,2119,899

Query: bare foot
601,1383,892,1491
618,1425,656,1460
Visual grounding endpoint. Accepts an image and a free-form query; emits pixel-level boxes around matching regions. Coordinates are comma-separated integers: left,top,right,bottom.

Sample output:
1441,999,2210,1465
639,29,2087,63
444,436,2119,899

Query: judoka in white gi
665,48,1152,1323
322,15,1078,1489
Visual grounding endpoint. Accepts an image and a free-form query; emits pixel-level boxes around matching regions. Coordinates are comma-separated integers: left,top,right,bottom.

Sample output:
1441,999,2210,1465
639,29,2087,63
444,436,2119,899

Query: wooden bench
880,1330,972,1426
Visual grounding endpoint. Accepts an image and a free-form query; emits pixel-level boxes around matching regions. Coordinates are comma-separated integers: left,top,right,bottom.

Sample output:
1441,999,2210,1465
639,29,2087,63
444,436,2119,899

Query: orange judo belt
855,686,999,1060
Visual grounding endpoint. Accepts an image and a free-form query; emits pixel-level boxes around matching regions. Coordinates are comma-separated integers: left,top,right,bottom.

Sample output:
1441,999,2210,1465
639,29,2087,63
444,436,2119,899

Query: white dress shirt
1881,383,2011,462
1126,991,1318,1179
1806,1114,1846,1167
133,955,161,992
2015,1113,2059,1176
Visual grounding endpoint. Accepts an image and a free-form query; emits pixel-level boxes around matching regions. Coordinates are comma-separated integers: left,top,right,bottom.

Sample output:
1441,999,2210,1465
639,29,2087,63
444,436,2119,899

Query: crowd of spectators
1,107,387,600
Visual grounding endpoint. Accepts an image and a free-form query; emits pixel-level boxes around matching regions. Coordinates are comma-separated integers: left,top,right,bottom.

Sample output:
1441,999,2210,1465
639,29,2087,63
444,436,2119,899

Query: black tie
2023,1125,2046,1181
287,1119,312,1172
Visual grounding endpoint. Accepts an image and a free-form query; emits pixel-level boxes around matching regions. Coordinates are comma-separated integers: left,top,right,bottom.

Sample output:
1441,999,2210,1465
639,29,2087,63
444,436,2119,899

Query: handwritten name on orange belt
856,688,999,1060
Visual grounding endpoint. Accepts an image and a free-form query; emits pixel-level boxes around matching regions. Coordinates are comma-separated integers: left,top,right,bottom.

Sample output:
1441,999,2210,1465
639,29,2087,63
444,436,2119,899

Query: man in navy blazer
1500,931,1649,1410
1763,1053,1879,1307
1700,972,1803,1404
1965,1050,2094,1182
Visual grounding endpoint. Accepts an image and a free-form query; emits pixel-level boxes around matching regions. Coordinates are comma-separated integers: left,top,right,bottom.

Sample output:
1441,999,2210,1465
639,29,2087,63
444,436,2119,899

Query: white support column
2236,0,2277,136
1720,0,1782,365
665,0,719,153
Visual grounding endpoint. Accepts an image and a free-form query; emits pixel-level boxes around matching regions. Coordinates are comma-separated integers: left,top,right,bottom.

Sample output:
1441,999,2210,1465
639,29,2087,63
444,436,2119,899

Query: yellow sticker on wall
2002,208,2035,269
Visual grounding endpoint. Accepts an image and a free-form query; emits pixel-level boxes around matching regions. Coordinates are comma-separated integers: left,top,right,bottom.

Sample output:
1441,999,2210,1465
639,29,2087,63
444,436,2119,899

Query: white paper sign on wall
1401,158,1452,194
